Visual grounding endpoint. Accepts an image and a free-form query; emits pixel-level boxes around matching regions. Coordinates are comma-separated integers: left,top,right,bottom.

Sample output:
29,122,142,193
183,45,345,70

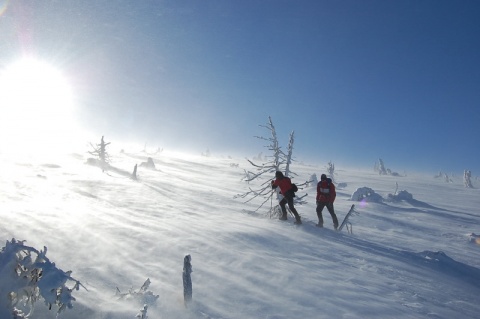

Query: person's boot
293,212,302,225
331,212,339,230
291,208,301,224
316,212,324,228
279,213,287,220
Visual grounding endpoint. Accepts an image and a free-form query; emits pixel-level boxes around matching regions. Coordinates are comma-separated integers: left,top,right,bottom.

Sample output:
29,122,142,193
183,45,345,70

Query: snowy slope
1,149,479,319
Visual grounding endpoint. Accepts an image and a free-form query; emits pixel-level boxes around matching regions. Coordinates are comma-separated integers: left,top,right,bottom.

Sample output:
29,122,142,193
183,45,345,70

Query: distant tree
374,158,401,176
464,170,473,188
434,171,451,182
253,152,264,162
326,161,335,182
88,136,111,170
235,116,308,213
375,158,387,175
141,143,163,155
132,164,138,180
444,173,453,183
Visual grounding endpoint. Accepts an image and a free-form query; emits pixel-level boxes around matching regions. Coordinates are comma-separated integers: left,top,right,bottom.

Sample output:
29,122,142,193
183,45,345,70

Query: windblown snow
1,149,479,319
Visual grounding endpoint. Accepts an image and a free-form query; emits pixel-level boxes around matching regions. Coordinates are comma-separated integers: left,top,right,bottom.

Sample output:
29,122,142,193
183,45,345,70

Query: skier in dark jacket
316,174,339,229
271,171,302,224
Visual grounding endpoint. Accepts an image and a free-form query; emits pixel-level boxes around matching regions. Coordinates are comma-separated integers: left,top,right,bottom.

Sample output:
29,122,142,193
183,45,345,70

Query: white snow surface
1,149,480,319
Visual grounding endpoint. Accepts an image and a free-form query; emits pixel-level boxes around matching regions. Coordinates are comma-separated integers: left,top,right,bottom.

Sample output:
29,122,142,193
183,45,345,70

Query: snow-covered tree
136,304,148,319
0,239,83,318
326,161,335,182
116,278,159,307
437,171,456,182
374,158,401,176
444,173,453,183
464,170,473,188
375,158,387,175
308,174,318,187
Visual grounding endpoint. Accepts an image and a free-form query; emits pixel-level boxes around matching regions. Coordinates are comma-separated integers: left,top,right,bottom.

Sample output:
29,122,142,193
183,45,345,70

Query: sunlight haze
0,57,78,153
0,0,479,173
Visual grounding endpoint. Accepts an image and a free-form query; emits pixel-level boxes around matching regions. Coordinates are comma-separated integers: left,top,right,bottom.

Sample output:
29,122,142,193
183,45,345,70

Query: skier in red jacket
271,171,302,224
316,174,339,229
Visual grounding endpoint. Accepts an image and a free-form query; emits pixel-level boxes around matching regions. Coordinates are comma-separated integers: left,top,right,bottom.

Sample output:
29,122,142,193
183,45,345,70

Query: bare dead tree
88,136,111,171
235,116,308,213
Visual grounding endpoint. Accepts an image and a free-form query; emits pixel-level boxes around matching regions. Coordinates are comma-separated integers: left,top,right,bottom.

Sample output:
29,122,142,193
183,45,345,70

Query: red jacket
316,179,336,203
272,177,293,195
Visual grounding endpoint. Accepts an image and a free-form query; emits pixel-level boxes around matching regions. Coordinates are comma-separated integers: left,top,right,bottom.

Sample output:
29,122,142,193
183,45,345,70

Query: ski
337,204,356,232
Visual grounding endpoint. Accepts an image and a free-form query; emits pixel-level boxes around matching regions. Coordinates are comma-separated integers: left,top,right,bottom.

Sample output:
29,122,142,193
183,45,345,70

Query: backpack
318,178,332,189
326,178,332,187
291,183,298,192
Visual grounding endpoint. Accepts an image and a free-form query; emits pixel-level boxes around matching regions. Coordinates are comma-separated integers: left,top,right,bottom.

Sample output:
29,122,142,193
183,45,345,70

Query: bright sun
0,57,77,153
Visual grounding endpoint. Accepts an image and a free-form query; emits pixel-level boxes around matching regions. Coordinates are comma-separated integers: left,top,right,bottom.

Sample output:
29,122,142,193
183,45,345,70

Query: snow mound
416,250,480,286
468,233,480,245
139,157,156,170
386,190,414,202
336,182,347,189
418,250,451,262
351,187,383,202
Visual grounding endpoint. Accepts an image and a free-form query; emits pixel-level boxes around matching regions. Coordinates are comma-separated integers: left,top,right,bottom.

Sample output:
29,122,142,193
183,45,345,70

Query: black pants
316,202,339,227
280,196,300,221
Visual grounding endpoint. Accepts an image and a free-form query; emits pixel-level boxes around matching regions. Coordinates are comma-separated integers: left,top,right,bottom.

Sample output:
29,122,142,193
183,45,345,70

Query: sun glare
0,57,78,153
0,0,9,17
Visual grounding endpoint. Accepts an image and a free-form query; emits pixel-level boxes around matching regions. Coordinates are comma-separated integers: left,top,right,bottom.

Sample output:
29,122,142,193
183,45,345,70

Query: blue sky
1,0,479,173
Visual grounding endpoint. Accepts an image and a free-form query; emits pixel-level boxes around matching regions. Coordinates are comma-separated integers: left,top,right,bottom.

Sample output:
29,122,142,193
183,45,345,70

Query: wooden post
183,255,192,308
